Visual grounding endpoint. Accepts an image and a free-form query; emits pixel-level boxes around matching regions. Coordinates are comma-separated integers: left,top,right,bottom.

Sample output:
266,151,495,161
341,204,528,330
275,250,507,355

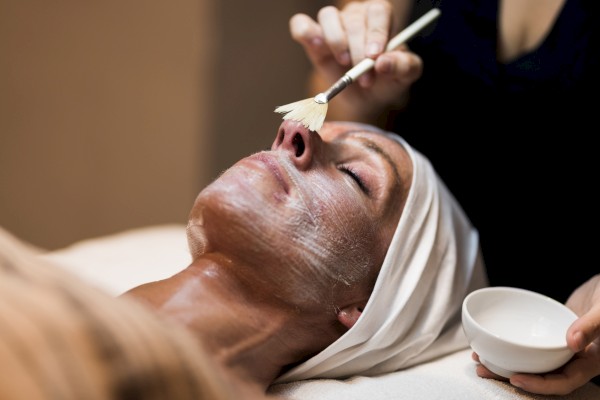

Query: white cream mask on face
274,132,489,383
187,145,377,308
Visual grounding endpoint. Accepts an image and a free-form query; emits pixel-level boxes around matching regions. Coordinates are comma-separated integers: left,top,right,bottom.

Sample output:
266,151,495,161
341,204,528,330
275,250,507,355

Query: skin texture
124,120,413,392
289,0,600,395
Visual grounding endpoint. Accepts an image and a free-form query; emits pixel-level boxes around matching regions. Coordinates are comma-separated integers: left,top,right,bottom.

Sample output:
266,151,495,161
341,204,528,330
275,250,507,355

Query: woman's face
187,120,413,307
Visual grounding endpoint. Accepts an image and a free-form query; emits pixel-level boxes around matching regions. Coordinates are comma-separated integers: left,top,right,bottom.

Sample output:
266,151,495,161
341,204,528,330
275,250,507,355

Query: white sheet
269,349,600,400
39,224,600,399
41,224,191,295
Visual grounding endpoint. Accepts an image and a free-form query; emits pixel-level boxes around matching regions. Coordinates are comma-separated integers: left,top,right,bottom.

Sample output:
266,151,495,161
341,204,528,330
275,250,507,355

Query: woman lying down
0,120,487,400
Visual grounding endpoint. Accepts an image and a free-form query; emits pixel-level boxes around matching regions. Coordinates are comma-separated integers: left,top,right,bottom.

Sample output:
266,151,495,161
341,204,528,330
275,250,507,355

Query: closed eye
339,165,370,195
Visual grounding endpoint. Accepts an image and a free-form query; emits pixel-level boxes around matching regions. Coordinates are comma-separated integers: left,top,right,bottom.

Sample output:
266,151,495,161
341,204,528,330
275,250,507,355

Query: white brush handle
345,8,440,80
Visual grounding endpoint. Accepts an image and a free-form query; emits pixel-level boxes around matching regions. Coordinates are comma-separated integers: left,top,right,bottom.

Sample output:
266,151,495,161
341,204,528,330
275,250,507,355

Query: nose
271,120,319,170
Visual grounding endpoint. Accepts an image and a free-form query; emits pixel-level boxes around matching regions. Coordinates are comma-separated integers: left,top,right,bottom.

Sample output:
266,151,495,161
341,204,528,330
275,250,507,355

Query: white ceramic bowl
462,286,578,378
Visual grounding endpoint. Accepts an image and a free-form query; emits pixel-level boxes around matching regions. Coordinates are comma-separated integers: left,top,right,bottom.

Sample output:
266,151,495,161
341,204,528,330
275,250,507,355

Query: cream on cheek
282,164,376,292
189,168,278,251
187,157,379,305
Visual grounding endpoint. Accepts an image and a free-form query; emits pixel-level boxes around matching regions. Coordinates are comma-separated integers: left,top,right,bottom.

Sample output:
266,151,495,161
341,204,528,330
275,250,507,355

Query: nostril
275,128,285,147
292,133,305,157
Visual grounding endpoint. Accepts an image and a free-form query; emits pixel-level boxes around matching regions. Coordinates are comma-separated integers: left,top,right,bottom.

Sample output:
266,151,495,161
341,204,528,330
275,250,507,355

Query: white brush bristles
274,98,328,132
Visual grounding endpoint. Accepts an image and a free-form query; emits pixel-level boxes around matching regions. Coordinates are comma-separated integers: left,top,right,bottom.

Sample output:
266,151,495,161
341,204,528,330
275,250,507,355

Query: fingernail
367,42,382,57
310,37,324,48
338,51,351,66
573,331,586,352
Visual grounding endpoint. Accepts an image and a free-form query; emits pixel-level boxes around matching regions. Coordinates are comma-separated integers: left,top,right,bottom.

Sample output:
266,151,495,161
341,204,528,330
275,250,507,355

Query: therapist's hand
288,0,421,123
473,274,600,396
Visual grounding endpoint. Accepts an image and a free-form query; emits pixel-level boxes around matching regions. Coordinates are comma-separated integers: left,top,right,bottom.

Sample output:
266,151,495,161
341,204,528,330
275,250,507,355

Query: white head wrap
275,132,488,383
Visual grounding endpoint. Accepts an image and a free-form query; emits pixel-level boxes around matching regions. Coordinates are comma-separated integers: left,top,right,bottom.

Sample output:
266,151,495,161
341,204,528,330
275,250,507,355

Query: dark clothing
389,0,599,304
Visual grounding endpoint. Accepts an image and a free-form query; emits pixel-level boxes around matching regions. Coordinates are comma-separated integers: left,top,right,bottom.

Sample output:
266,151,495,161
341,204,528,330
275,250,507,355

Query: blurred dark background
0,0,328,249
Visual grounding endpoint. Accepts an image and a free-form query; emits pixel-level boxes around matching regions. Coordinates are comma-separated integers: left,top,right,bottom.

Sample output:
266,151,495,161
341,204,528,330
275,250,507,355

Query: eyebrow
339,130,403,185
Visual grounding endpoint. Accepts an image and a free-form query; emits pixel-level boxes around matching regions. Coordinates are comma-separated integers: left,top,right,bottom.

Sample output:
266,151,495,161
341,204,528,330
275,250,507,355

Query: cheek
308,176,374,242
188,172,314,263
188,170,382,306
293,178,379,286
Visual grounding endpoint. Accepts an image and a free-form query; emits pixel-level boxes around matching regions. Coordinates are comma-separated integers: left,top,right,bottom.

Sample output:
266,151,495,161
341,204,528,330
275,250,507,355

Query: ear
336,302,366,329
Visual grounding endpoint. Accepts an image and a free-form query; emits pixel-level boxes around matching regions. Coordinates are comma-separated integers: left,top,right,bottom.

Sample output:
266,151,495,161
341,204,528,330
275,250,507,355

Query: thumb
567,303,600,353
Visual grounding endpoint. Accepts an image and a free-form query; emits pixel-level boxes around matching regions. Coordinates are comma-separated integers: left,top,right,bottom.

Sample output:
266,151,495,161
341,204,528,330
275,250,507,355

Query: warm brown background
0,0,326,250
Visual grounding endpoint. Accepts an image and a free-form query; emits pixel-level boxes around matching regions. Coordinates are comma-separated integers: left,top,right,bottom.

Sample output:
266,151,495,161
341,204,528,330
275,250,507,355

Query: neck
122,254,341,389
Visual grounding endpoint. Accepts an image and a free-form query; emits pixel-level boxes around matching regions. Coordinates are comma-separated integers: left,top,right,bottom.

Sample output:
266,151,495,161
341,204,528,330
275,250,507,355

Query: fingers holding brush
286,0,427,124
290,1,394,88
327,47,421,123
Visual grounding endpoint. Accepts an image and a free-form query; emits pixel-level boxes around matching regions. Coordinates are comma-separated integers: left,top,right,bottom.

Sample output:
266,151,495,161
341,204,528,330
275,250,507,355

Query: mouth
248,152,291,194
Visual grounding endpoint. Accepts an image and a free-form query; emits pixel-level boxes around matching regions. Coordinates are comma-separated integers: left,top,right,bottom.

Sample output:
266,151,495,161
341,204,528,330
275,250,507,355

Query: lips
247,152,291,194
